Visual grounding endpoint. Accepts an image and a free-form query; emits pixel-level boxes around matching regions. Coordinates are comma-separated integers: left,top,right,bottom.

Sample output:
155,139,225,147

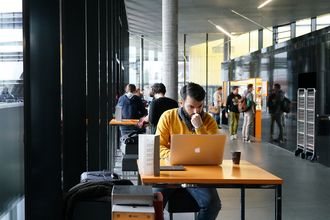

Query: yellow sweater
155,108,219,159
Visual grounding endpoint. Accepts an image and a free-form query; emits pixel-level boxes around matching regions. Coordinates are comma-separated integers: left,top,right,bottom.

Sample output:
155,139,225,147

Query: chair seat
165,188,200,213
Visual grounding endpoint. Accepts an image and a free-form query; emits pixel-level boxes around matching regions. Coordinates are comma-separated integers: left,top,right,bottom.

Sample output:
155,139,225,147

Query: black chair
165,188,200,220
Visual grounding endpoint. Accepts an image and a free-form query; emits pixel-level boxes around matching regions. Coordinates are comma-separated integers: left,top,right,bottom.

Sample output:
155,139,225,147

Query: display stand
295,88,306,158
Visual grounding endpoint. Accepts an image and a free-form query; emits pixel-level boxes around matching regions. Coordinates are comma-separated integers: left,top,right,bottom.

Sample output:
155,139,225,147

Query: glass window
296,18,311,37
249,30,258,52
317,13,330,30
0,0,24,218
230,32,249,59
129,36,141,85
187,33,206,85
207,34,224,106
128,35,162,98
263,28,273,48
278,24,291,43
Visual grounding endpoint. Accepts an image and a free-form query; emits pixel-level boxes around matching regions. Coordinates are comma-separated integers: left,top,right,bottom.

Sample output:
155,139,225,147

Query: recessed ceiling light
208,20,234,38
257,0,273,9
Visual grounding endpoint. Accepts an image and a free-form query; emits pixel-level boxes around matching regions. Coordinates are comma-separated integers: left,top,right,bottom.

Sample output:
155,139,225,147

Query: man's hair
151,83,166,95
247,84,253,89
127,84,136,93
232,86,239,91
274,83,281,89
180,82,205,101
217,86,222,91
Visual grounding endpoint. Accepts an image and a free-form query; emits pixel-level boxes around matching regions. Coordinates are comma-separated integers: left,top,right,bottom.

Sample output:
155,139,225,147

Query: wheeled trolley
295,88,317,161
295,88,306,158
305,88,316,160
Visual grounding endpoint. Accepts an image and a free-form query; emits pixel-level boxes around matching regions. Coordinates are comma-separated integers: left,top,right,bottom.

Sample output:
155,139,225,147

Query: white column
162,0,178,100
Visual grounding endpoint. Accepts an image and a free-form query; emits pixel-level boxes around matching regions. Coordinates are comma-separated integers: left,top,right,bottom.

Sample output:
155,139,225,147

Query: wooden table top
109,119,139,126
140,160,283,185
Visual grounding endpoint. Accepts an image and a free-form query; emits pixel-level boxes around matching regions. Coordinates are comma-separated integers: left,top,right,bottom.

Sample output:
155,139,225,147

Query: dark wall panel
62,0,87,191
24,0,62,219
86,0,100,171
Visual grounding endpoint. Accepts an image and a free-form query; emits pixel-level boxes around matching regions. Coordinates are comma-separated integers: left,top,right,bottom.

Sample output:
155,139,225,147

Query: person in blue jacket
117,84,147,136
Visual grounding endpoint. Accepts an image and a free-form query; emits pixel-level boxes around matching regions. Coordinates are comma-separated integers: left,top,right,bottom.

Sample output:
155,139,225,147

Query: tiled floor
158,129,330,220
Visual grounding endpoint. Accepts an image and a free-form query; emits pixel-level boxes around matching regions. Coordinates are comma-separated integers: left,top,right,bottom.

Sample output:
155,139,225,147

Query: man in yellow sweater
155,82,221,220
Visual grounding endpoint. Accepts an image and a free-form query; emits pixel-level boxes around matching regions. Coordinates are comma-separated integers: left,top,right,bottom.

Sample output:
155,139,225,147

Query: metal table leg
275,185,282,220
241,186,245,220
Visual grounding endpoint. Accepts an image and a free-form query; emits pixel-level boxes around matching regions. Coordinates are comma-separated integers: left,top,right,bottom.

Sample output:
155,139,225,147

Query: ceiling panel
125,0,330,38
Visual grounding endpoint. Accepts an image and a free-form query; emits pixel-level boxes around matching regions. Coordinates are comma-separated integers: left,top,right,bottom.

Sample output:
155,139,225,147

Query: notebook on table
169,134,226,165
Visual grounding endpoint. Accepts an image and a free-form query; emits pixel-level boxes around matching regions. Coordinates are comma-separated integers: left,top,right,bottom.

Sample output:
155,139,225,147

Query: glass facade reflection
277,24,291,43
296,18,311,37
316,13,330,30
263,28,273,48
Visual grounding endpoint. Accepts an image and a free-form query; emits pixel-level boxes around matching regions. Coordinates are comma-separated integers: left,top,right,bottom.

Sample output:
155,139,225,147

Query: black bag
120,129,144,144
80,171,119,183
63,179,133,220
281,96,291,113
221,108,228,125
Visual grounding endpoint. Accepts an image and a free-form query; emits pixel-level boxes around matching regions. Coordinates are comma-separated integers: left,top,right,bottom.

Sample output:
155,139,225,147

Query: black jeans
270,113,284,141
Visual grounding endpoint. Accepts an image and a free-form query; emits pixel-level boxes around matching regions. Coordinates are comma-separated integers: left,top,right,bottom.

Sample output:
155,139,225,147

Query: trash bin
316,115,330,166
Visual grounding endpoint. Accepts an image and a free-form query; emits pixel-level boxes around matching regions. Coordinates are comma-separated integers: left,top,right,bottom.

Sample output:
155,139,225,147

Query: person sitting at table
117,84,147,136
155,82,221,220
141,83,178,134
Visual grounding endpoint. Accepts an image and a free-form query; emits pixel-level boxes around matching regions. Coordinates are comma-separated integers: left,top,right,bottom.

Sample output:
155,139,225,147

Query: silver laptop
169,134,226,165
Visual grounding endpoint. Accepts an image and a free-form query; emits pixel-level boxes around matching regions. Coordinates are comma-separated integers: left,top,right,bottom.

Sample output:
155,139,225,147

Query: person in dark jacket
143,83,178,134
267,83,285,143
117,84,147,136
225,86,241,140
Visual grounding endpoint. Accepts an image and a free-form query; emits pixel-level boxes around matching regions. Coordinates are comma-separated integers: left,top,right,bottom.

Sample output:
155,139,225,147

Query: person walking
267,83,285,143
225,86,241,140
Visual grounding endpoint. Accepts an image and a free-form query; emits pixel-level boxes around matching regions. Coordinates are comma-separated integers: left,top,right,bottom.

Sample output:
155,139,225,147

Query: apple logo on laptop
194,147,201,154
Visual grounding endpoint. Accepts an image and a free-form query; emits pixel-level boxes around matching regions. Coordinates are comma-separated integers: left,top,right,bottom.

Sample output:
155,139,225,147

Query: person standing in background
267,83,285,143
242,84,255,142
225,86,241,140
210,86,223,129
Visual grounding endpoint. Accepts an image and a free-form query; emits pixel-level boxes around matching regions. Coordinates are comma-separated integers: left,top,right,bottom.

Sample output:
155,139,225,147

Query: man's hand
191,113,203,129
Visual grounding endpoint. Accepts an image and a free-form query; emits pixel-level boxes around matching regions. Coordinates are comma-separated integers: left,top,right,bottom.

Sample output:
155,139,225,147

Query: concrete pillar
223,35,231,61
258,29,263,50
162,0,178,100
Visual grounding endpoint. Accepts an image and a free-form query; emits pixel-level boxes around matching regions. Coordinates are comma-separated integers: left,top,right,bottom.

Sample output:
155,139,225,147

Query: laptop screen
169,134,226,165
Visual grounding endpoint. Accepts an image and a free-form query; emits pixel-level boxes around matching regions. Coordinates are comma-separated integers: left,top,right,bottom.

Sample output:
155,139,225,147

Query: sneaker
274,138,284,143
233,134,237,139
230,135,234,140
